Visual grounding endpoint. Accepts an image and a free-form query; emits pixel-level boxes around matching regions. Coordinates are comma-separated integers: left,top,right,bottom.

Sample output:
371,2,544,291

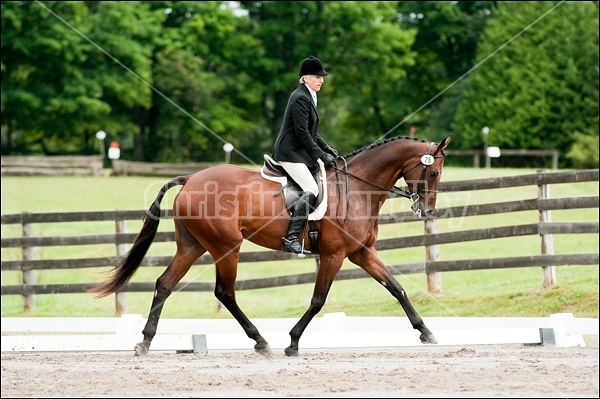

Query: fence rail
445,149,559,169
0,155,104,176
1,169,598,313
110,159,214,177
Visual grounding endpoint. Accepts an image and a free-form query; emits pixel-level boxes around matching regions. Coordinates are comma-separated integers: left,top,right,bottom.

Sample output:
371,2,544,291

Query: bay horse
89,135,450,356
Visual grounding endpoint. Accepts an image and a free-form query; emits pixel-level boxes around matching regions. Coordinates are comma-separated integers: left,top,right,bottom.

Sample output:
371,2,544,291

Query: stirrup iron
298,240,306,259
282,237,311,257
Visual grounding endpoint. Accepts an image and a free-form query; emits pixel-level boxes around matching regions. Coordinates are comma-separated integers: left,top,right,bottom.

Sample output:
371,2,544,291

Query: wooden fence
1,169,598,314
0,156,215,177
445,149,559,169
1,155,104,176
1,152,558,176
110,159,214,177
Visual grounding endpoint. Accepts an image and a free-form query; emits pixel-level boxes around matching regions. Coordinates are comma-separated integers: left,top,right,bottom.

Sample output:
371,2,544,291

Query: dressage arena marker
1,312,596,353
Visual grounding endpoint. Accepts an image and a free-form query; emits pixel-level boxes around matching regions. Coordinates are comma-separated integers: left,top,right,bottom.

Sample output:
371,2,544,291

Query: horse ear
434,136,451,155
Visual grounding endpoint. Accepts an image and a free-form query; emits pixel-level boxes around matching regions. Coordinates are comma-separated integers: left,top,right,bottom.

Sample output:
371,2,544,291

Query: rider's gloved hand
320,152,336,167
325,146,338,157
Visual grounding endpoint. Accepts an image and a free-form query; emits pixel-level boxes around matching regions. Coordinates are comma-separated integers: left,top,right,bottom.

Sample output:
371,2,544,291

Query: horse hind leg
212,251,271,356
348,247,438,345
135,222,206,356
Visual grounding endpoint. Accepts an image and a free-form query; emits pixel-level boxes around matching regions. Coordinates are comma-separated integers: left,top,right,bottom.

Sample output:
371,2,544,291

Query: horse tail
88,176,189,298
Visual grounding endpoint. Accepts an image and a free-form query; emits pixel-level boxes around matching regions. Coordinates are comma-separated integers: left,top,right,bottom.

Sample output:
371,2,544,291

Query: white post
96,130,107,168
425,219,441,293
538,169,556,287
115,219,128,315
223,143,234,163
481,126,490,169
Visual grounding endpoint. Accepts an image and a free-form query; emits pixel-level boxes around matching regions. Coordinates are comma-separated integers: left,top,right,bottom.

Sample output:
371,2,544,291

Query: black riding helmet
299,55,328,77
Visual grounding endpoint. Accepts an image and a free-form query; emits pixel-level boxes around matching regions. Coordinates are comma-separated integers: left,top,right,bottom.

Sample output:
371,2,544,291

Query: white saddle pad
260,155,328,221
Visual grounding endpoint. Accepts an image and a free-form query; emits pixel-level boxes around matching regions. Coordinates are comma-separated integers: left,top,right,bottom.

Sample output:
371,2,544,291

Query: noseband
400,142,445,217
331,142,445,220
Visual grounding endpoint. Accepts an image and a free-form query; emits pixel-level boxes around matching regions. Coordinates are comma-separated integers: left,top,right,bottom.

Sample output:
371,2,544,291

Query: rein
331,142,445,222
332,163,414,198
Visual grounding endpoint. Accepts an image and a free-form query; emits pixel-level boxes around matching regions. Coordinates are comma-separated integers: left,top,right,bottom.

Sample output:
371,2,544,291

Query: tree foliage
452,1,599,167
1,1,598,168
394,1,495,141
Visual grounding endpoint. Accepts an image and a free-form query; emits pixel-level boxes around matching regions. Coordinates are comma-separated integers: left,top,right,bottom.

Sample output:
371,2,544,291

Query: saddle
260,154,328,221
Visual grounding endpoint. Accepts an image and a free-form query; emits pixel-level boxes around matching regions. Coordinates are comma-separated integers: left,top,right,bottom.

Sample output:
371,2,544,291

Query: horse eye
429,171,438,178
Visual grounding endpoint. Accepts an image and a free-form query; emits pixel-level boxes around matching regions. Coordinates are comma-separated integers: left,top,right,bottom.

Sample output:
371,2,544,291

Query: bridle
331,141,445,221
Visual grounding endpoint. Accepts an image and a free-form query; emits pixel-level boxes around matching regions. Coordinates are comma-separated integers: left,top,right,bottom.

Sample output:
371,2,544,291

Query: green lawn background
1,167,598,322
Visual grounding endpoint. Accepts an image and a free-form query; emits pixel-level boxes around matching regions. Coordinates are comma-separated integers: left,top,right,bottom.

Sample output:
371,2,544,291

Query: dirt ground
1,344,598,398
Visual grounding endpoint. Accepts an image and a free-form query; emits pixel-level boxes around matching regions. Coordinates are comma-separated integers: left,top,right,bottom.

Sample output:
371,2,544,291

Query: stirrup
282,237,311,257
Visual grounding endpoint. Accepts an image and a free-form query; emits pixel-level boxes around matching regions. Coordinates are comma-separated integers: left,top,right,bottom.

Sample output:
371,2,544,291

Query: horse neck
346,138,423,188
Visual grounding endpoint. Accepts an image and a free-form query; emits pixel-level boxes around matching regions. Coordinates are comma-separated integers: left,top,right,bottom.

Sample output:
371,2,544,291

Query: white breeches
278,162,319,196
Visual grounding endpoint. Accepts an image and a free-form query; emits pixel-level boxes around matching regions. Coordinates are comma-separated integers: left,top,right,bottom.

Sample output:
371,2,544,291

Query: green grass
1,167,598,320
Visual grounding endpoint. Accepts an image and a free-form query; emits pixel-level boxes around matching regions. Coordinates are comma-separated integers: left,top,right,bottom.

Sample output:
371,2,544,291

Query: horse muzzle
410,195,434,219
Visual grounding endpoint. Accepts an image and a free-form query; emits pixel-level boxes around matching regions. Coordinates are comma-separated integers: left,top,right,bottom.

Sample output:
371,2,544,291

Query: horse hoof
284,347,299,357
420,332,438,344
134,342,149,356
254,343,272,356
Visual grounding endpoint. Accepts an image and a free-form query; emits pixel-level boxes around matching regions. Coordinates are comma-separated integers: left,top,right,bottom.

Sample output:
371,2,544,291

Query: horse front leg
348,247,438,345
285,254,344,357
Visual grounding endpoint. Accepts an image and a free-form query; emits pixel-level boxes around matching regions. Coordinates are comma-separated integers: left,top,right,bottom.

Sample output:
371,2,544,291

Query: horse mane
342,136,429,158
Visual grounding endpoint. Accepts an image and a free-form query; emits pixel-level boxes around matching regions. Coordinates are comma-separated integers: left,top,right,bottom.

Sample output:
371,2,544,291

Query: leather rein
331,142,445,222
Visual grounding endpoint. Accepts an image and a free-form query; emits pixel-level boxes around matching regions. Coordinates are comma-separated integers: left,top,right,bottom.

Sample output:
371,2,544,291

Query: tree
3,1,596,167
1,1,109,154
394,1,496,141
85,1,163,160
132,1,266,163
319,1,418,152
1,1,162,156
240,1,419,155
452,1,599,167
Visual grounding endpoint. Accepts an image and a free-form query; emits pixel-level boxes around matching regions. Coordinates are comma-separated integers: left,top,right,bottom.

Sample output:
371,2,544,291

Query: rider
272,55,338,255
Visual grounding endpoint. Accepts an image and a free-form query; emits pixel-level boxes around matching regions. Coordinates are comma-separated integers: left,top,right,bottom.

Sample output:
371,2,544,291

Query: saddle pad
260,157,328,221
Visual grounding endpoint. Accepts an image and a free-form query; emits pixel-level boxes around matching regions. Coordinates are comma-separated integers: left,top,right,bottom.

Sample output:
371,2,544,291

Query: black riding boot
282,192,317,255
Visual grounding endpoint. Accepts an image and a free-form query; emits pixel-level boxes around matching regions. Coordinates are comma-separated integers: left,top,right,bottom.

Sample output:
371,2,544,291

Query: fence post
551,151,559,170
538,169,557,288
115,219,128,315
473,154,480,168
425,218,441,293
22,213,36,312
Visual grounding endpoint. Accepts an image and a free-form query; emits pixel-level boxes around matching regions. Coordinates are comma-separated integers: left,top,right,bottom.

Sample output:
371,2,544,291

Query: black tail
88,176,189,298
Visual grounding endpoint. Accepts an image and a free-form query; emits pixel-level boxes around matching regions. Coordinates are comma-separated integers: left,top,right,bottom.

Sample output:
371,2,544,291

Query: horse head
402,136,451,219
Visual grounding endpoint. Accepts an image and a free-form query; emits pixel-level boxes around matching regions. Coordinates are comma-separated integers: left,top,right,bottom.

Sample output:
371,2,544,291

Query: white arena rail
1,312,597,353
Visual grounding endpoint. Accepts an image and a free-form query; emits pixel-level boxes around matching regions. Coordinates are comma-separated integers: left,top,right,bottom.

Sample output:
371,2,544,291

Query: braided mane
342,136,428,158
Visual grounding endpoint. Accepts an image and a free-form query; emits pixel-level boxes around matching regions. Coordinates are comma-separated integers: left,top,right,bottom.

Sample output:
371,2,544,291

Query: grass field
1,166,598,322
